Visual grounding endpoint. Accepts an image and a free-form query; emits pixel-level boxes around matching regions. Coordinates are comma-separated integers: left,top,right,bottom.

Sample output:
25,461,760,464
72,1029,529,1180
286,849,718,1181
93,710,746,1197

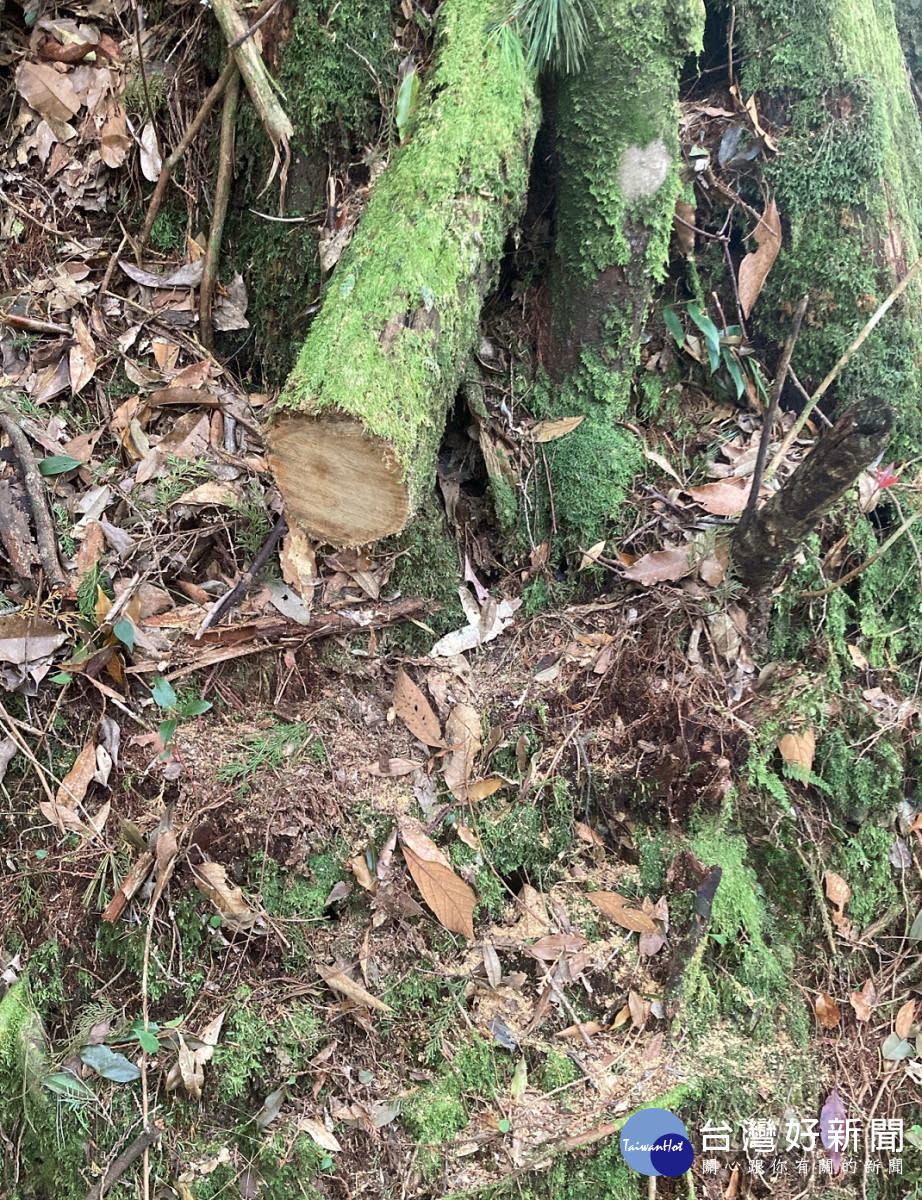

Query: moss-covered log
541,0,704,546
735,0,922,449
267,0,538,546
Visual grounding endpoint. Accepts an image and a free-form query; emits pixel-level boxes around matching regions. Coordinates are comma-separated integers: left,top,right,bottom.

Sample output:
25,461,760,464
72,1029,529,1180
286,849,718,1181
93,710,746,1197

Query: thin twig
200,69,241,350
798,509,922,600
229,0,282,47
0,702,56,804
766,256,922,484
736,294,808,539
138,58,238,251
196,513,287,637
0,393,65,586
83,1126,161,1200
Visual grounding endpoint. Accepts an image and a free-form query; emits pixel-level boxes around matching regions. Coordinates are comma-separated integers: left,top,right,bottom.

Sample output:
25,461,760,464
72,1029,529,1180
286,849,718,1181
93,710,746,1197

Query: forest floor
2,0,922,1198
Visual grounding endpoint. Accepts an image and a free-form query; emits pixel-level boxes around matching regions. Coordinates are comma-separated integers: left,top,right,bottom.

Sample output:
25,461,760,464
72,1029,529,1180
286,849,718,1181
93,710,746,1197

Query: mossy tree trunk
266,0,538,547
540,0,704,548
733,0,922,449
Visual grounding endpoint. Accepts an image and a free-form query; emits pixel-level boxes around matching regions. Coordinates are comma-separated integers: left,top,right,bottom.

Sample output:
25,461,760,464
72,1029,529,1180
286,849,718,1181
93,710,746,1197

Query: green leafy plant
665,303,768,406
150,677,211,754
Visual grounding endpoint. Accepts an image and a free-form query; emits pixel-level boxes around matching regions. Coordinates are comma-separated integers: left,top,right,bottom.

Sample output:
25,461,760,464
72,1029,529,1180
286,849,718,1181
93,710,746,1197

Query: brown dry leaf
738,198,781,318
166,1010,226,1099
815,992,841,1029
466,777,504,802
17,61,82,121
399,822,475,940
393,668,443,747
622,548,691,585
575,821,605,846
279,521,318,608
319,965,392,1013
725,1164,740,1200
698,555,726,587
578,540,607,570
674,198,696,257
350,855,375,890
589,891,658,935
628,990,650,1030
482,940,502,988
455,822,480,850
39,799,92,836
75,521,105,582
527,933,587,961
850,979,876,1022
847,643,870,671
174,481,243,508
642,448,684,486
532,415,584,443
100,104,130,167
366,758,423,777
895,999,916,1039
192,861,260,930
687,479,751,516
824,871,851,909
69,316,96,395
297,1117,342,1154
778,727,815,774
57,740,97,807
443,703,482,800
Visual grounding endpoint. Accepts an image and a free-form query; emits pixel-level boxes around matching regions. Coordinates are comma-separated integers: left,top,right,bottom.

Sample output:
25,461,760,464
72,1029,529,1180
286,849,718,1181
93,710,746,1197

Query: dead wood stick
0,312,71,336
101,850,155,923
130,598,429,680
210,0,292,197
197,513,287,637
200,69,241,350
766,255,922,484
0,393,65,586
138,57,238,251
83,1125,161,1200
736,294,808,541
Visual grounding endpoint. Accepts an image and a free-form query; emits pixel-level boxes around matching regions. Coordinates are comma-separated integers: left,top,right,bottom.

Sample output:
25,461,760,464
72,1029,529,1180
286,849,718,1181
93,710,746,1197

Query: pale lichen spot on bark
617,138,671,203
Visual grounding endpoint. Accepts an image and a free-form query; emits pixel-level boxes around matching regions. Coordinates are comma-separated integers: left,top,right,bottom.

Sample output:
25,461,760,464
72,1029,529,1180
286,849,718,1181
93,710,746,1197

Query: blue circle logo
620,1108,694,1177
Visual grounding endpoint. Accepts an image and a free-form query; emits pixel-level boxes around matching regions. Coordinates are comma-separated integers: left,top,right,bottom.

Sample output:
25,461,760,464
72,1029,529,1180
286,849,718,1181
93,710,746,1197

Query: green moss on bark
736,0,922,447
227,0,398,382
274,0,539,517
544,0,705,546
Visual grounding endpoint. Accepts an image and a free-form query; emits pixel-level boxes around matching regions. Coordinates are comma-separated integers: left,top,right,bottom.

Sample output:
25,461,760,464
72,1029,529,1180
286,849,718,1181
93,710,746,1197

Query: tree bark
266,0,538,546
732,400,892,591
733,0,922,450
539,0,704,546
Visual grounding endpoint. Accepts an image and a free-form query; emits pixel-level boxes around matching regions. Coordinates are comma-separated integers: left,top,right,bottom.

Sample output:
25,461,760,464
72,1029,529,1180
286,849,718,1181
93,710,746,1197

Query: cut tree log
731,400,893,592
267,0,537,546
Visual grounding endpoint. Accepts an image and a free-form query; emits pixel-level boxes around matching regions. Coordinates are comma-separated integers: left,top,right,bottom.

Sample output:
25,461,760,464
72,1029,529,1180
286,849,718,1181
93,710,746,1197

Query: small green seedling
665,303,767,406
150,676,212,755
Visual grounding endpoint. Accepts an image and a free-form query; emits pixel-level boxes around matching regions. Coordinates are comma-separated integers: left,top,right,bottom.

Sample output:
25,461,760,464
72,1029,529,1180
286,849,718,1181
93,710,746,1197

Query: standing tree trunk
266,0,538,547
540,0,704,547
733,0,922,449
